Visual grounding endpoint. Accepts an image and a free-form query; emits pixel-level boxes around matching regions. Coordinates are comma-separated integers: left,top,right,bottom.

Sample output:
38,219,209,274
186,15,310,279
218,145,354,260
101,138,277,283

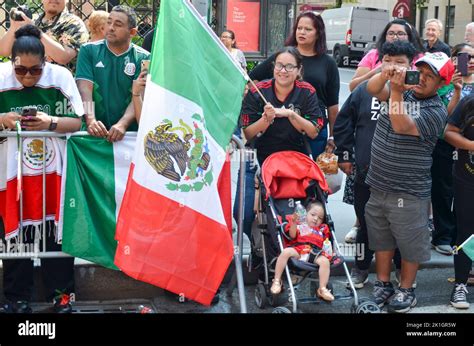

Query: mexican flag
0,137,65,240
114,0,247,305
59,135,135,270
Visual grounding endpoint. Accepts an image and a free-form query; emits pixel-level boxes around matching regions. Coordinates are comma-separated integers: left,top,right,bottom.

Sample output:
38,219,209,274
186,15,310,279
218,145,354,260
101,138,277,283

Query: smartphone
141,60,150,74
22,106,37,117
405,70,420,85
457,52,469,77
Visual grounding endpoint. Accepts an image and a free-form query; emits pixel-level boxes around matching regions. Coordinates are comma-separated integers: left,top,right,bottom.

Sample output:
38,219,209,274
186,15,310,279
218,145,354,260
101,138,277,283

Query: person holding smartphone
430,44,474,257
0,25,83,314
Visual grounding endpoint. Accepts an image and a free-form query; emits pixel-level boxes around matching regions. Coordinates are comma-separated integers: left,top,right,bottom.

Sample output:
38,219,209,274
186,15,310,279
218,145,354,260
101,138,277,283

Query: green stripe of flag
62,136,119,270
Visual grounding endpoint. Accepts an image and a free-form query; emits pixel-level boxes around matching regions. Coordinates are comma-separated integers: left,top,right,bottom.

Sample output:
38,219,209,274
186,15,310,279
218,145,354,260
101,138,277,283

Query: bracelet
327,136,334,140
132,93,141,97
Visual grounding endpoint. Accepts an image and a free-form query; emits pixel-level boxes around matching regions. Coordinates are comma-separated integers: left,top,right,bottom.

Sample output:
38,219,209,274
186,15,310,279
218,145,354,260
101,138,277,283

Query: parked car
321,6,390,66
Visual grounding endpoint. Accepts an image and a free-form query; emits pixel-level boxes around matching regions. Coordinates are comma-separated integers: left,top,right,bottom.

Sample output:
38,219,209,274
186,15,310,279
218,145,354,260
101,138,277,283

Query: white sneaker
344,227,359,243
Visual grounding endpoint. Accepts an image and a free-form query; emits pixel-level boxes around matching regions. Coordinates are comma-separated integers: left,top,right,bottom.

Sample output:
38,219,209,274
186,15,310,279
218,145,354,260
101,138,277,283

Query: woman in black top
445,95,474,309
249,11,338,157
242,47,323,165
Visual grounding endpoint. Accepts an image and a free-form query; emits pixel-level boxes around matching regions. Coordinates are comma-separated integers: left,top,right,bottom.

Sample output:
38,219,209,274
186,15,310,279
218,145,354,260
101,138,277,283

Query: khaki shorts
365,188,431,263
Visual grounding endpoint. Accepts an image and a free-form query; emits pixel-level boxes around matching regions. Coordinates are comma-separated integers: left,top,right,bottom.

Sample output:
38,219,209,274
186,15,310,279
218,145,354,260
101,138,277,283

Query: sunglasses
14,65,43,76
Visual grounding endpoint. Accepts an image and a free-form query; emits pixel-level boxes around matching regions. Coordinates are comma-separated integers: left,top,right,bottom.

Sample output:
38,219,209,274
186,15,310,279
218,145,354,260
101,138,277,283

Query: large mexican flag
114,0,247,305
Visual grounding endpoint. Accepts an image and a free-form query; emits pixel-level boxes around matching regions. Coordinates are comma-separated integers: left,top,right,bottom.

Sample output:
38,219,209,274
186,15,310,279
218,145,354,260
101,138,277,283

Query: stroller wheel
272,306,292,314
255,283,267,309
351,299,381,314
269,292,285,307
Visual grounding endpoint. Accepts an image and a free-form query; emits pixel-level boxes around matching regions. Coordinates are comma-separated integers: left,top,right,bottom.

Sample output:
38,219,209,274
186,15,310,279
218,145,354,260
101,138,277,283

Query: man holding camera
0,0,88,72
365,52,454,313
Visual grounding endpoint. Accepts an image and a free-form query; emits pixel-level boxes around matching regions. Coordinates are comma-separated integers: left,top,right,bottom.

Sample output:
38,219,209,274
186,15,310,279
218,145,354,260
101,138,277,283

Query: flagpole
455,234,474,252
247,78,269,105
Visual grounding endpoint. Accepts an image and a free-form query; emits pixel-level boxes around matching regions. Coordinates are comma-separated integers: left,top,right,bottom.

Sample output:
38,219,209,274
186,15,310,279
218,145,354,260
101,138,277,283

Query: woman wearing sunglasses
0,25,83,133
0,25,83,314
241,47,323,166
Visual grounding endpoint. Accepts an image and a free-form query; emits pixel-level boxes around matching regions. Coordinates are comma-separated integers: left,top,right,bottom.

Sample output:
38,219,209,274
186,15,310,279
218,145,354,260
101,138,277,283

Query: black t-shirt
248,52,340,116
240,79,323,165
423,39,451,57
448,95,474,186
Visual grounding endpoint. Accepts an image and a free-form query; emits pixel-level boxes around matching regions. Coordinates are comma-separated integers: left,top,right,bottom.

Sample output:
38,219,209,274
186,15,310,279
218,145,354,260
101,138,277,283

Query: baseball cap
415,52,455,85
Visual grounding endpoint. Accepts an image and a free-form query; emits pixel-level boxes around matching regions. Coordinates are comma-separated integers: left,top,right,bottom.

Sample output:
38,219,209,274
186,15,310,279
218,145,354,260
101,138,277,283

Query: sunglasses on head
14,65,43,76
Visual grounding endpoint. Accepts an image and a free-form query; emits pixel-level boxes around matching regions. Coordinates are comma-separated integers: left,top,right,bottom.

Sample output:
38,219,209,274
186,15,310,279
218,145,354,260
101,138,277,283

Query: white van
321,6,390,66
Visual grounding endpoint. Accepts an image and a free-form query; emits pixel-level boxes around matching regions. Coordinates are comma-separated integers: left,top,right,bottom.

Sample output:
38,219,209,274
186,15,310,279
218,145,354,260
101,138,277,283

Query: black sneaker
0,300,32,313
450,283,470,309
388,288,417,313
372,280,395,307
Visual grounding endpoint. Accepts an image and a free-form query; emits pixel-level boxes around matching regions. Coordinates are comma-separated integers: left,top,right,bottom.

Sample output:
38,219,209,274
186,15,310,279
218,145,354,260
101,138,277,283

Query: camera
405,70,420,85
10,5,33,21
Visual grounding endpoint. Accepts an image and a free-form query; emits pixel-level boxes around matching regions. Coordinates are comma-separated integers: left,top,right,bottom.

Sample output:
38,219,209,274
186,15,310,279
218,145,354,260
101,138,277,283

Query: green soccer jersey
75,40,150,131
0,62,84,118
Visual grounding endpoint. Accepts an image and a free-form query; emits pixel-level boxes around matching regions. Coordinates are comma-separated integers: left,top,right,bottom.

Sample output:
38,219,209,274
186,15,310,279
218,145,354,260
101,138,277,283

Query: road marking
340,82,349,85
339,68,356,73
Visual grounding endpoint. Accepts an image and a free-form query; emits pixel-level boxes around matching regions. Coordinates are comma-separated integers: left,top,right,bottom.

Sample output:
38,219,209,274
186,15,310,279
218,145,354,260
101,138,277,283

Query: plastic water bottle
294,201,307,225
322,238,333,257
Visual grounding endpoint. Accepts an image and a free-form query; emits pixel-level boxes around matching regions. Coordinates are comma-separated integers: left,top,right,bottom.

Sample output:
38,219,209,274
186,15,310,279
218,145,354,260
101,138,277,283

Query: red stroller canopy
261,151,329,199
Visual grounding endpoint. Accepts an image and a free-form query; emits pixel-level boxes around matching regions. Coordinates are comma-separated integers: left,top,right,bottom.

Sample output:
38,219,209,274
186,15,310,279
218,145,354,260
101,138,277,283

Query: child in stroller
270,201,334,301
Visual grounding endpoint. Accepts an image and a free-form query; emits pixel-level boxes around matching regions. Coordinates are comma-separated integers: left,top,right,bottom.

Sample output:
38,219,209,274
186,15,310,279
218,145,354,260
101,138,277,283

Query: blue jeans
309,126,328,158
233,159,257,240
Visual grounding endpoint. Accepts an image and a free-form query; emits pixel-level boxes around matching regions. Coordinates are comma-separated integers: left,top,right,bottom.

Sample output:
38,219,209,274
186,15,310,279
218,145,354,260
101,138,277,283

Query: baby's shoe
317,287,334,302
270,278,282,295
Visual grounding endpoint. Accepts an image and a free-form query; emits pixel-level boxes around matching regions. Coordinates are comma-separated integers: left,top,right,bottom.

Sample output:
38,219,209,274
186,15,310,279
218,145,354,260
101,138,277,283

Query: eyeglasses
274,62,298,72
220,35,232,39
14,65,43,76
386,31,408,38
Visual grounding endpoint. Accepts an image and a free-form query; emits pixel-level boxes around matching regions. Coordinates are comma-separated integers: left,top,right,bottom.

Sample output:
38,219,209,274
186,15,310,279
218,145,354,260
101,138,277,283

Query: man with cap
366,52,454,313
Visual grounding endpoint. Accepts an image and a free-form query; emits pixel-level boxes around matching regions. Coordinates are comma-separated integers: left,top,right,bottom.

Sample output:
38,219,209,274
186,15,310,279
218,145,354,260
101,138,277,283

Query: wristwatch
48,116,59,131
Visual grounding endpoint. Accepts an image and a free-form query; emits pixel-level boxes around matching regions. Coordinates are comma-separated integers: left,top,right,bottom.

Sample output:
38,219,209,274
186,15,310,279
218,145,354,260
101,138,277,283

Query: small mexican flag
456,234,474,261
59,136,135,270
114,0,247,305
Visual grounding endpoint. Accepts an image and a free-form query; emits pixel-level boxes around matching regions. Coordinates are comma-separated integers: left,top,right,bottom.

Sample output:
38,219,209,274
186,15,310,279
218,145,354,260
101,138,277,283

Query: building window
445,5,455,29
434,6,439,19
419,7,428,35
445,5,455,44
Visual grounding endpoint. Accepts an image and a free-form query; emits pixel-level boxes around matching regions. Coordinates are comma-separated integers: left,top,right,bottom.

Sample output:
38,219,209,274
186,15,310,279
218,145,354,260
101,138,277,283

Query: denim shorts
365,188,431,263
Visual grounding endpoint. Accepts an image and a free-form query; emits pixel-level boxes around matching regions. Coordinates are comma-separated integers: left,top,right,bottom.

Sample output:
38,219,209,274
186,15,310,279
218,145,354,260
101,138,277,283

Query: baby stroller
251,151,380,313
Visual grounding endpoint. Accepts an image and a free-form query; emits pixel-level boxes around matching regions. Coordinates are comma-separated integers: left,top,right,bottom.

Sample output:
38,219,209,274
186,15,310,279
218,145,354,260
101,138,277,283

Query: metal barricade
0,131,248,313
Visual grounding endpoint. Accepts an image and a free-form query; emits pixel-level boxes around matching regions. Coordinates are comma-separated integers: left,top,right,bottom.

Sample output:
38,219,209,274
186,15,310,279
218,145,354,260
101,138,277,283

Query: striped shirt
365,90,447,198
